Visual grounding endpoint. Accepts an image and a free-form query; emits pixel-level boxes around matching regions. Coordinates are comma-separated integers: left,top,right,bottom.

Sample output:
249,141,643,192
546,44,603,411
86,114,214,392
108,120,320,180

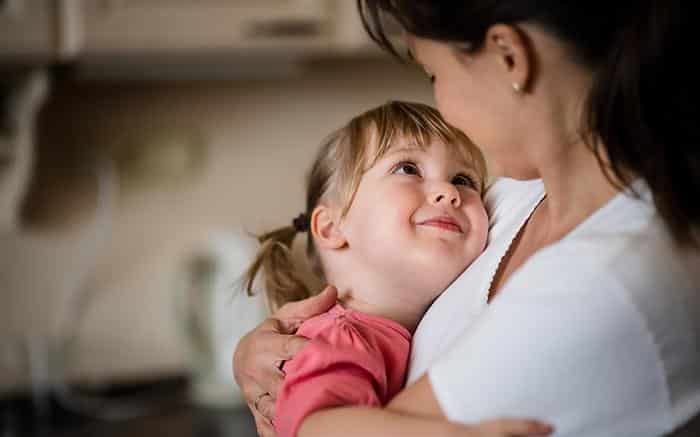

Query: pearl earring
512,82,523,93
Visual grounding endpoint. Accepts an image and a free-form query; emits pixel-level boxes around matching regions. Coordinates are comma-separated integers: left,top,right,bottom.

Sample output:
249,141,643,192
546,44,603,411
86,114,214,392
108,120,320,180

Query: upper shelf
0,0,390,70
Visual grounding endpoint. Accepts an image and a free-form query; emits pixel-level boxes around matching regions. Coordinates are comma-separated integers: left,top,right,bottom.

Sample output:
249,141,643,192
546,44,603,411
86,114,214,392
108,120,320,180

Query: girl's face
339,136,488,299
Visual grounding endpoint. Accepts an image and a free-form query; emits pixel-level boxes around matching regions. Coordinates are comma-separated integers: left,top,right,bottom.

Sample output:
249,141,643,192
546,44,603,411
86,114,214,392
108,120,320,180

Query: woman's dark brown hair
358,1,698,247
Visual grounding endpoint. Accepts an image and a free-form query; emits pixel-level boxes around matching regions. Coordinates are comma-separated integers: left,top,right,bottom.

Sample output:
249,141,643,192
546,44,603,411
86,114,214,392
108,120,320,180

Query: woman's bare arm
299,377,552,437
385,375,445,418
234,289,551,437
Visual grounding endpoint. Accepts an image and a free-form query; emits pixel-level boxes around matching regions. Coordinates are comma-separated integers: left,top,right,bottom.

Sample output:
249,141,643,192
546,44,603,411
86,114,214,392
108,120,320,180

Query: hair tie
292,213,309,233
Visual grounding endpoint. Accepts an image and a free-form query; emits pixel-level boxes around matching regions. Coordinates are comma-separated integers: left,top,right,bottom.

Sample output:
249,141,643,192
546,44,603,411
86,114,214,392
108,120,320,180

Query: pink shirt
274,304,412,437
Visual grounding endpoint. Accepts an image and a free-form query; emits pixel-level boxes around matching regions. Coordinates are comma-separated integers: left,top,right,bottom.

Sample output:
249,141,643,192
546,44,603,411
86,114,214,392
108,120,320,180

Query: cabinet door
0,0,55,61
82,0,329,56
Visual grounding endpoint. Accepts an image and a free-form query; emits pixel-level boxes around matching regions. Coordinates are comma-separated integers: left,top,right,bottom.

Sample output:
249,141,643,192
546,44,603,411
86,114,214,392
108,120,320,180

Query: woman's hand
233,286,338,436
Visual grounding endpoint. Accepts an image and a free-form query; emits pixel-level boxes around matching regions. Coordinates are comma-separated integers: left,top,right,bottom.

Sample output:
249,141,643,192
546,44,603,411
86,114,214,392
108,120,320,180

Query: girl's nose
431,184,461,208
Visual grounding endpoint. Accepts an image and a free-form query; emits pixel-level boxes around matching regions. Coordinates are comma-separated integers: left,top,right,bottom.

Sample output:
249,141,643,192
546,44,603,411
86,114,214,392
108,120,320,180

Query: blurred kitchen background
0,1,432,436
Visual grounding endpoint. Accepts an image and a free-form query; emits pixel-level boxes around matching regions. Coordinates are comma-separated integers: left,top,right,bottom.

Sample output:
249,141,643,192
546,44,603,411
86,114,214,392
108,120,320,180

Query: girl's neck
335,288,428,334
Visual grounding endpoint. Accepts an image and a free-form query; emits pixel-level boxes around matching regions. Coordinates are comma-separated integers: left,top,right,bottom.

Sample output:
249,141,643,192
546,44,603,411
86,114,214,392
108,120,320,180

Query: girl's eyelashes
452,173,478,189
390,160,479,190
391,160,421,177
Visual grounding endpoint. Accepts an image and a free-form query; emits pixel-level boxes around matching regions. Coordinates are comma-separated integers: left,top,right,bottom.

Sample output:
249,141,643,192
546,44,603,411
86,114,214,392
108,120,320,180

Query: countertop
0,376,258,437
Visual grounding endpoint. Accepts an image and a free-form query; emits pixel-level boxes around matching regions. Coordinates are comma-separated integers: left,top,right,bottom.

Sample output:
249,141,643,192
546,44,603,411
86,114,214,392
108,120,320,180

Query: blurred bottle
175,231,267,408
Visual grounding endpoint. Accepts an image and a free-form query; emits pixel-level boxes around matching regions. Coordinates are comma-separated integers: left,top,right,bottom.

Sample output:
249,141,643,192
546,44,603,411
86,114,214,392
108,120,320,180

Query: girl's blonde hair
244,101,487,312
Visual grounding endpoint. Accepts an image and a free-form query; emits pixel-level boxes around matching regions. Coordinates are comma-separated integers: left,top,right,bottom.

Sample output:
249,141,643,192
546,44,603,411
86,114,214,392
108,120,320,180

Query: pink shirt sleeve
273,319,392,437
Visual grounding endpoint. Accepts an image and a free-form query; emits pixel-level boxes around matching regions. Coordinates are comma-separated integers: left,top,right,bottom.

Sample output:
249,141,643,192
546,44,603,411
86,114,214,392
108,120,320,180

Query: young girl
244,101,551,437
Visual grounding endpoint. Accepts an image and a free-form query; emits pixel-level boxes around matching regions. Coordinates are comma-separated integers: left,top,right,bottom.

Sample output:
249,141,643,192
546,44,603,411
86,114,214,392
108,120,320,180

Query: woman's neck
487,142,622,301
539,141,621,241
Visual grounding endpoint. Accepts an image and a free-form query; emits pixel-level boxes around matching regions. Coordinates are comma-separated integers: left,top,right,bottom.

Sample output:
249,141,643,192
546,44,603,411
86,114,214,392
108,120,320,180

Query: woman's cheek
434,89,464,133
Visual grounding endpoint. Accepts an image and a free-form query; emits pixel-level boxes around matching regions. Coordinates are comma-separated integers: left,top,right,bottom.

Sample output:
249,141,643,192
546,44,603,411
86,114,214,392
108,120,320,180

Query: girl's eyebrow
454,155,473,171
387,145,474,169
386,144,423,156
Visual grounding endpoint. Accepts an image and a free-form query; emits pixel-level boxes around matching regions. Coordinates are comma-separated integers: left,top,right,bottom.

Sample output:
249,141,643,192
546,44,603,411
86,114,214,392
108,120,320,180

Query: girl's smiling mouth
417,216,463,233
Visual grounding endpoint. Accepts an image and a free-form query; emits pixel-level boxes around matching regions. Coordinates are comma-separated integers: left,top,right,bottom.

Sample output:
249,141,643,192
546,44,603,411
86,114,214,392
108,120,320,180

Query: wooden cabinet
0,0,81,63
0,0,385,70
0,0,56,62
81,0,331,56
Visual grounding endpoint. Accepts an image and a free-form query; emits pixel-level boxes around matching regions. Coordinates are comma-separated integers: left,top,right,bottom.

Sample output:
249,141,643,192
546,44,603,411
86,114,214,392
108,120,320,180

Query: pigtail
243,225,311,313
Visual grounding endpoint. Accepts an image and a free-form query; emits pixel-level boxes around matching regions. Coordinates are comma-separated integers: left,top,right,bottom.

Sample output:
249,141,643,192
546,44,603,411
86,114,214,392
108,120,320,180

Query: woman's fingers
250,402,276,437
234,312,316,421
242,381,276,424
233,286,337,432
474,418,553,436
240,373,282,413
275,285,337,320
268,332,310,362
261,365,284,399
256,393,276,420
258,318,310,360
234,331,287,402
234,326,279,406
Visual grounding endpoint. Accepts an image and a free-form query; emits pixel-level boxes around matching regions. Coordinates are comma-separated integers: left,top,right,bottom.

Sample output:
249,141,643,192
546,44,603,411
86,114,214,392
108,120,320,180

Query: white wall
3,58,433,387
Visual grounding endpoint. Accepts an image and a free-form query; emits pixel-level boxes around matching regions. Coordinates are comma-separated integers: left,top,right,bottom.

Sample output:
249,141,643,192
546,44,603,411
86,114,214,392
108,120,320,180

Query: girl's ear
310,205,347,250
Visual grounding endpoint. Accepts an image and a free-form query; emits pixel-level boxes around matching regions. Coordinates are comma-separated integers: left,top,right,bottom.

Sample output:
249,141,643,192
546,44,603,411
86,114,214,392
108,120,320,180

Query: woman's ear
310,205,347,250
485,24,532,93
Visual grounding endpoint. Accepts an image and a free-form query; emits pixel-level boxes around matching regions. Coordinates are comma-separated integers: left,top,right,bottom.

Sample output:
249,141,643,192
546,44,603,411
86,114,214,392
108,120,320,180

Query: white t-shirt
410,177,700,436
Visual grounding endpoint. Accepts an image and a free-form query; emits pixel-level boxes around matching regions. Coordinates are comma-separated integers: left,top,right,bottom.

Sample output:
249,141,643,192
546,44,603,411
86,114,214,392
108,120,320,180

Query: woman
234,1,700,436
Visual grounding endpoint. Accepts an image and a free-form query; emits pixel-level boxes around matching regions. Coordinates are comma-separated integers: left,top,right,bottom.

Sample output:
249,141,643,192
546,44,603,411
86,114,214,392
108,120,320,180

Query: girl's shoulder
296,304,411,347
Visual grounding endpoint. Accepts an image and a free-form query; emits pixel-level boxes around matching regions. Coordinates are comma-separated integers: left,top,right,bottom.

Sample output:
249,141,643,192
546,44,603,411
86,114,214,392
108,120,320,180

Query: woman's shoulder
500,188,700,428
428,184,700,432
510,184,699,310
509,213,699,328
522,182,697,290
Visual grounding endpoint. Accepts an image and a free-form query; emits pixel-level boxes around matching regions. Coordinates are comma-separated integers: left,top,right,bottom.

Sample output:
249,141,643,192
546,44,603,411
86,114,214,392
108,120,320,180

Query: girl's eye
452,174,477,189
392,161,421,177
